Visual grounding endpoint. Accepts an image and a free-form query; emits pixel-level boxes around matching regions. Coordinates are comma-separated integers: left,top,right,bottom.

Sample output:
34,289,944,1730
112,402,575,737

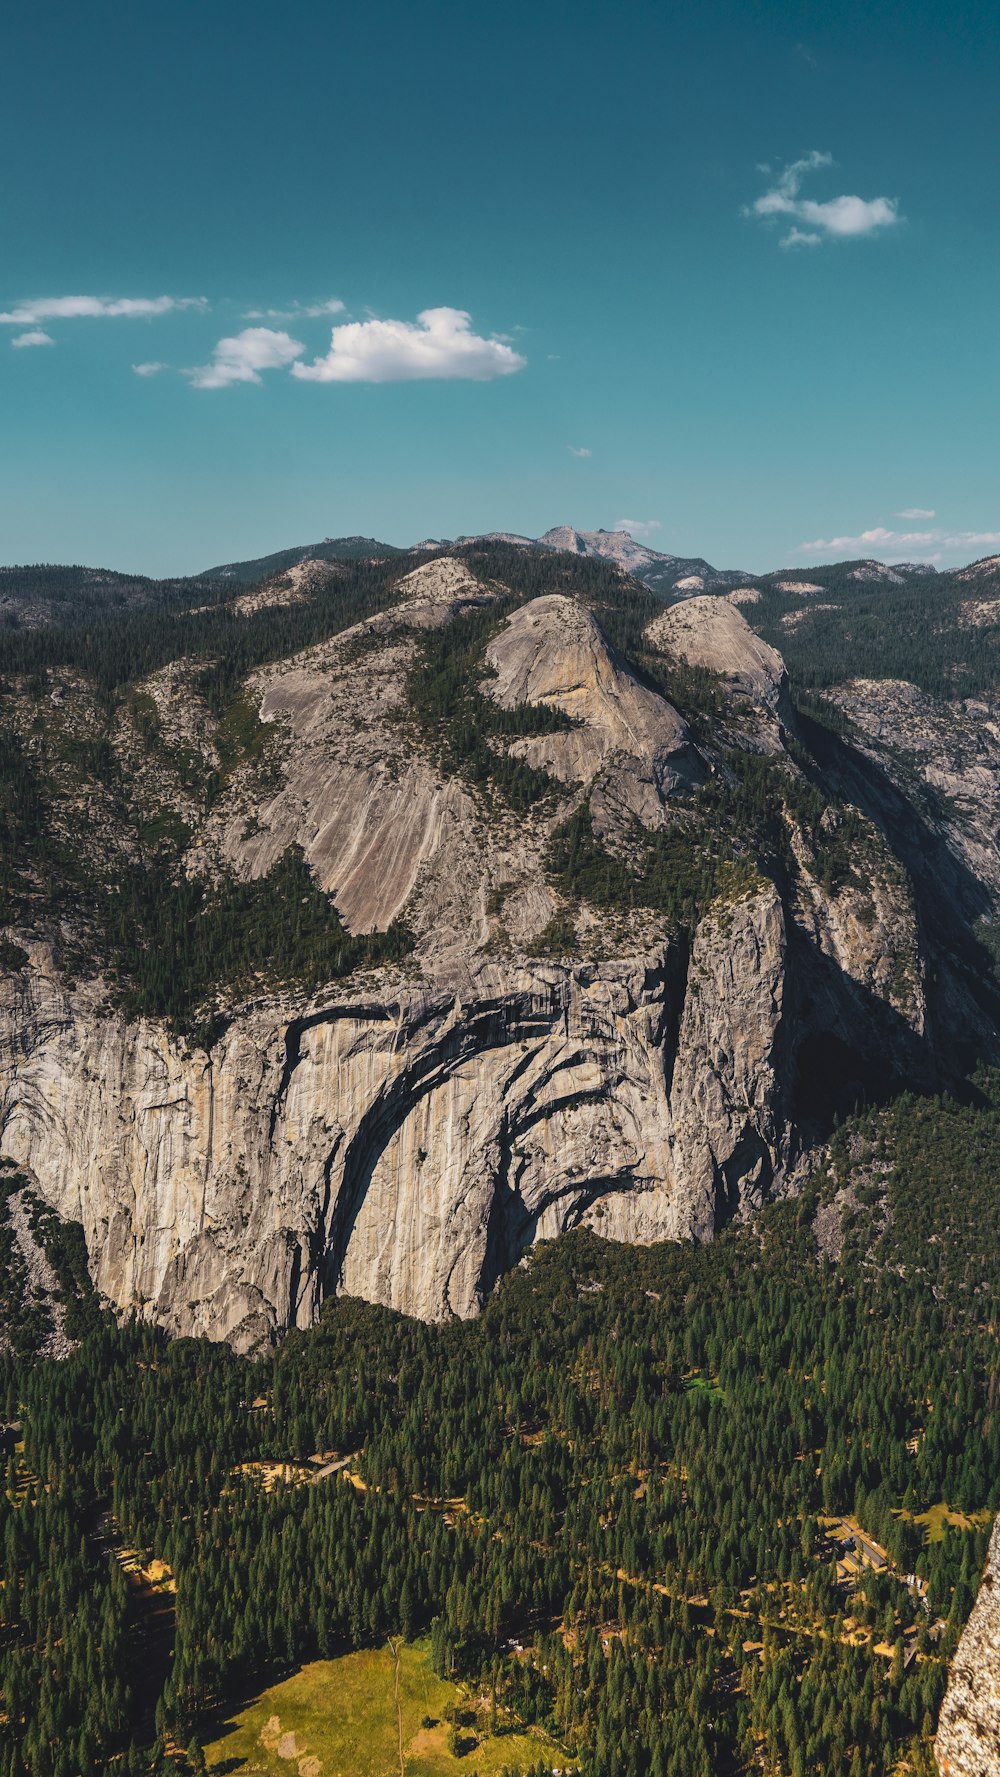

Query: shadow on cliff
784,709,1000,1130
803,716,1000,1021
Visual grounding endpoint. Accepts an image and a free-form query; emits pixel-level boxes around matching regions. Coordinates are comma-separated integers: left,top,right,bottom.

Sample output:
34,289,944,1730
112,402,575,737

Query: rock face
206,564,701,963
483,594,704,815
823,678,1000,907
0,547,989,1348
0,887,788,1350
645,596,788,709
936,1517,1000,1775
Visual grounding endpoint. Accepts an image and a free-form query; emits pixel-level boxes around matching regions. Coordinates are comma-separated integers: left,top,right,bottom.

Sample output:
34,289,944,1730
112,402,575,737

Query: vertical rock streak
0,890,789,1347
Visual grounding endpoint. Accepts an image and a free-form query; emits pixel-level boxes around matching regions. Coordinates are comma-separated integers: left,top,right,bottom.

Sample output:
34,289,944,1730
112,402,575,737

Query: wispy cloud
615,518,662,539
746,153,900,248
795,524,1000,560
0,295,205,324
11,330,54,349
291,307,526,383
568,445,591,458
187,327,304,390
132,361,167,377
243,299,346,321
895,507,935,520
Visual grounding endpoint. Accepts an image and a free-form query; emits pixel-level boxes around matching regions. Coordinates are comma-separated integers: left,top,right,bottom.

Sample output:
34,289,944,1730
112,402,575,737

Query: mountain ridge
0,527,979,634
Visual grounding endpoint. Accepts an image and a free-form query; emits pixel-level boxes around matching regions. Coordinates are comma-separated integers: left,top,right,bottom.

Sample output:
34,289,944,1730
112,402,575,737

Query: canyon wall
0,888,788,1349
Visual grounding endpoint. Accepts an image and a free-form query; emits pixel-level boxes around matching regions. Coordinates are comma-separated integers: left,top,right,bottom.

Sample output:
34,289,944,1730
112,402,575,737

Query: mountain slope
535,524,753,596
0,562,220,629
1,541,998,1348
201,534,404,583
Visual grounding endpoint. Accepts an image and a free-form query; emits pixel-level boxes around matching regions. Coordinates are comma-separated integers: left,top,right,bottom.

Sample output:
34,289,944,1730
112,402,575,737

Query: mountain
534,524,753,596
955,552,1000,582
2,538,1000,1350
0,530,966,634
0,561,219,629
446,523,753,598
201,534,404,584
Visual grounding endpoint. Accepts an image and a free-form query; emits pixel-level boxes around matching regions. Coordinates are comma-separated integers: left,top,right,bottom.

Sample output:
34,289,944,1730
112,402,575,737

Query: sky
1,0,999,577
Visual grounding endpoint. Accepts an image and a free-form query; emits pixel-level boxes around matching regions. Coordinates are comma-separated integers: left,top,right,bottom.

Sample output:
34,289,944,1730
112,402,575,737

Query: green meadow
205,1638,575,1777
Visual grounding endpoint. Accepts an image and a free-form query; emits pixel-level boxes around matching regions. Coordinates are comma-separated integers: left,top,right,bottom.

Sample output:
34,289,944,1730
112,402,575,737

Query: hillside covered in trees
2,1068,1000,1775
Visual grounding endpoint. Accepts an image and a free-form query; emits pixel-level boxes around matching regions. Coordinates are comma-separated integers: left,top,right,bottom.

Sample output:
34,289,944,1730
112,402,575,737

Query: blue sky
2,0,998,576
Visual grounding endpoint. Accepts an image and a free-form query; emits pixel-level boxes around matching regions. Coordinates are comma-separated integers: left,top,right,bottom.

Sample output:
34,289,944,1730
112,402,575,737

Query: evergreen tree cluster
747,561,1000,702
3,1073,1000,1776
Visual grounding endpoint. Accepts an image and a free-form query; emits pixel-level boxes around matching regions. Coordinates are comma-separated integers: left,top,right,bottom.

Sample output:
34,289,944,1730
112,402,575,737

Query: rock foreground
937,1516,1000,1775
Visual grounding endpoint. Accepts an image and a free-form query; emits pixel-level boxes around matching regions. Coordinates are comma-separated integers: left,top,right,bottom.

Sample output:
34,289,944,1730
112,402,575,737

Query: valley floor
203,1638,575,1777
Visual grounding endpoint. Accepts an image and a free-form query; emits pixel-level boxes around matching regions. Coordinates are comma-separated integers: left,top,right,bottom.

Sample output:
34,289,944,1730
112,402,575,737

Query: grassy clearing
682,1370,726,1402
905,1501,990,1543
204,1638,574,1777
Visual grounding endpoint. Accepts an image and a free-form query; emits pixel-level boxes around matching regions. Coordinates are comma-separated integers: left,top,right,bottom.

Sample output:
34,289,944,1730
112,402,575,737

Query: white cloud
243,299,345,320
747,153,900,247
795,524,1000,558
0,295,205,324
11,329,54,348
615,518,662,539
568,445,591,458
895,507,935,519
291,306,526,383
187,327,305,390
132,361,167,377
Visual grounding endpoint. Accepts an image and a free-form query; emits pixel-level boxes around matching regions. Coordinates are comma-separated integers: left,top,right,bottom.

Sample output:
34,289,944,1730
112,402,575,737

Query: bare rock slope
645,596,787,708
483,594,704,822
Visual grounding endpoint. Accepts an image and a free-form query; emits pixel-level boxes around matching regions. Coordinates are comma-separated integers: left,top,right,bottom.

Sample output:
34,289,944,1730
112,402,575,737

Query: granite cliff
937,1515,1000,1775
0,545,995,1348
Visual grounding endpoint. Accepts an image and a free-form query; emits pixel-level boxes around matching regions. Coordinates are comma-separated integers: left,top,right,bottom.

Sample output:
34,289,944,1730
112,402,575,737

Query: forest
2,1064,1000,1777
747,560,1000,701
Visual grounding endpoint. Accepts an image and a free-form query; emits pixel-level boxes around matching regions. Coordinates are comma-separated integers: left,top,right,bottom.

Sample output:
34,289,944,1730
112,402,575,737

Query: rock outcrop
645,595,787,710
0,887,788,1349
483,594,704,819
936,1517,1000,1775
